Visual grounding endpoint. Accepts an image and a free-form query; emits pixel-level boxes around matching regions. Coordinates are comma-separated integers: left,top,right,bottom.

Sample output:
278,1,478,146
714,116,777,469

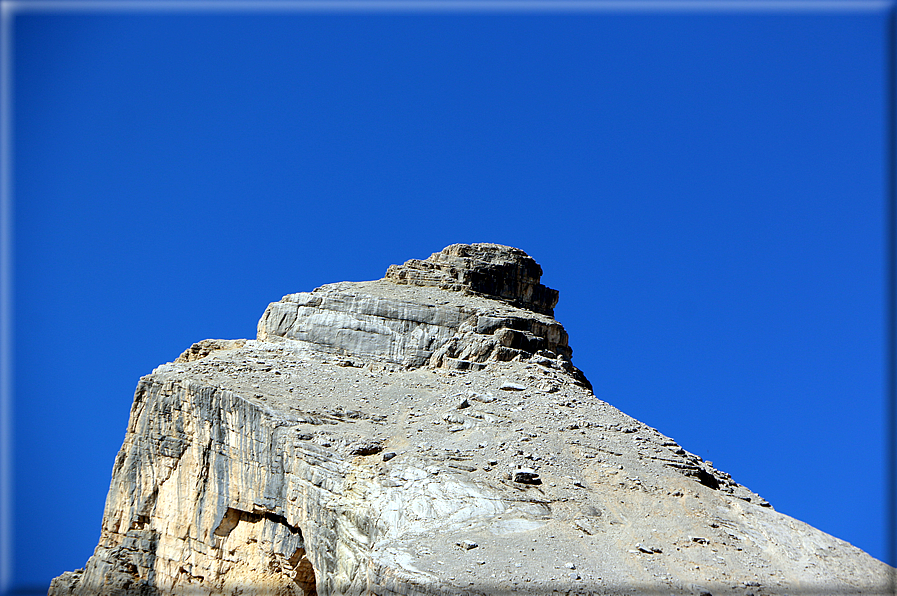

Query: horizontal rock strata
50,244,894,596
384,243,559,316
258,247,574,374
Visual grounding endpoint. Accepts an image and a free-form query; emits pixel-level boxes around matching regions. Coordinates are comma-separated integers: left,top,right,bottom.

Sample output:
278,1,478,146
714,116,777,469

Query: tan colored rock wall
50,377,387,596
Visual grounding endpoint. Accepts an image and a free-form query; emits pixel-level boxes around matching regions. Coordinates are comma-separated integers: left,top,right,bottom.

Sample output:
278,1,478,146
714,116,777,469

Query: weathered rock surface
384,243,558,316
50,244,894,595
257,244,572,373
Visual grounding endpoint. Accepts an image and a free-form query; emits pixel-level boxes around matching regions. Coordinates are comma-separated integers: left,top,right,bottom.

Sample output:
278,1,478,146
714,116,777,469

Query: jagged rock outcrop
257,244,571,372
50,244,894,596
384,243,558,316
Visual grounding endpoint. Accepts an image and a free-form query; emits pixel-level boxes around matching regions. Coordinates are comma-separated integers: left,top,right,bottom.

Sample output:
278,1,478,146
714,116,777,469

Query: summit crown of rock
51,244,893,596
256,244,578,378
384,243,559,316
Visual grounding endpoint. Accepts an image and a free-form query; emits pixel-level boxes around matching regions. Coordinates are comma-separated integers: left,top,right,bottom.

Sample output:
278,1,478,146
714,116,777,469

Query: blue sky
3,1,894,591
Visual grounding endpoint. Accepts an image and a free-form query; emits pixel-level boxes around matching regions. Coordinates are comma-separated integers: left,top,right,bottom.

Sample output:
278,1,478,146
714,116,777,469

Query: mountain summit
50,244,893,595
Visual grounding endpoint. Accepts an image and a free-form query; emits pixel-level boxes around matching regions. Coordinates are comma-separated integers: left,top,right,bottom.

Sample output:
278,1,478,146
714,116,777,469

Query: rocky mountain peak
257,244,579,379
50,244,894,596
385,243,559,316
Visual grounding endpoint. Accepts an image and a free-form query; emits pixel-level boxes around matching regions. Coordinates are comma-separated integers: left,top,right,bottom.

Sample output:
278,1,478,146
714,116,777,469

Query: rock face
257,244,571,372
384,243,559,316
50,244,893,596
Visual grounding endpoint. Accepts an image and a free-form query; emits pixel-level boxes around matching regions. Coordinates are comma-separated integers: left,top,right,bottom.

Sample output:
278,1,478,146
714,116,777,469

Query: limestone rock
50,244,894,596
385,243,559,316
175,339,247,363
257,244,575,376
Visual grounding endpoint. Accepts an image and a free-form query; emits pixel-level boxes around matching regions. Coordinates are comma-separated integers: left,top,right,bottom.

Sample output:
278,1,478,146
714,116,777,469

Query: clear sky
3,1,894,592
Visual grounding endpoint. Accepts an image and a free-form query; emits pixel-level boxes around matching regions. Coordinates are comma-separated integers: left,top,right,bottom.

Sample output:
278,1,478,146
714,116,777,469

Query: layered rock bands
50,244,894,596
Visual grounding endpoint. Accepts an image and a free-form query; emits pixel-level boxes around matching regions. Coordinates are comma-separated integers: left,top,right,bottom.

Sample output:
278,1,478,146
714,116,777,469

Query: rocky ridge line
49,244,894,596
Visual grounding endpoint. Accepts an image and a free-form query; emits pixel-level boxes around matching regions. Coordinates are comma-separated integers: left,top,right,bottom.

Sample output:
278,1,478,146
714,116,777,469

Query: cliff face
50,244,893,596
